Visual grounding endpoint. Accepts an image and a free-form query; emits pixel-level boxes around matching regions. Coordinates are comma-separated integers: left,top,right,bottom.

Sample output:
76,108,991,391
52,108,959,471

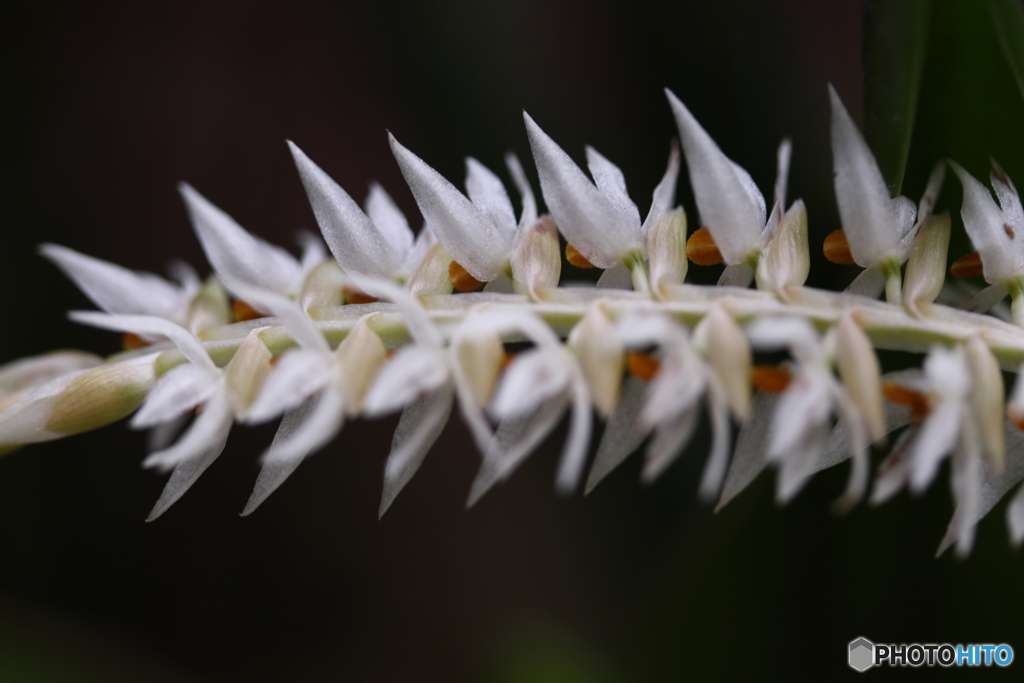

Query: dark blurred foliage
1,1,1023,681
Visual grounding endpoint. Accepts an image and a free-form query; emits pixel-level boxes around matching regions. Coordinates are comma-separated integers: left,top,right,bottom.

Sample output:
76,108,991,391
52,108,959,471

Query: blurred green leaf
989,0,1024,101
863,0,930,196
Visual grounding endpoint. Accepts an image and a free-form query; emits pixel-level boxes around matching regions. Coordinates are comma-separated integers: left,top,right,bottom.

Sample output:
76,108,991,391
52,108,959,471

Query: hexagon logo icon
849,637,875,672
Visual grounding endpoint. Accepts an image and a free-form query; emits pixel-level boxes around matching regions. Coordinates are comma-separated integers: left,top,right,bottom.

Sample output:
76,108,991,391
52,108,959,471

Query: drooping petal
68,311,215,370
490,348,570,420
241,400,316,516
907,400,963,493
287,142,400,279
389,134,509,281
697,378,733,501
716,392,778,511
244,348,331,424
130,363,220,428
554,375,593,494
380,383,454,517
39,244,187,320
569,305,623,417
523,112,637,268
178,183,302,293
143,389,233,472
260,384,345,466
362,345,450,416
465,157,518,240
828,85,898,267
665,89,763,264
365,182,415,263
146,437,228,521
585,376,650,493
643,404,700,484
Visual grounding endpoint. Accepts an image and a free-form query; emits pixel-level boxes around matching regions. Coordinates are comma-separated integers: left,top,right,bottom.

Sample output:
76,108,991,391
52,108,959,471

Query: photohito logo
848,637,1014,671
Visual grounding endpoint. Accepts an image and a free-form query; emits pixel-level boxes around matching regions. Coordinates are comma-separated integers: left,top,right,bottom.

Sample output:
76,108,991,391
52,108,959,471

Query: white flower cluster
2,87,1023,557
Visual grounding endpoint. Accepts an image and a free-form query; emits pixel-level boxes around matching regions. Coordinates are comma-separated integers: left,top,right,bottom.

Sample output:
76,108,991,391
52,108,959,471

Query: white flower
523,111,679,277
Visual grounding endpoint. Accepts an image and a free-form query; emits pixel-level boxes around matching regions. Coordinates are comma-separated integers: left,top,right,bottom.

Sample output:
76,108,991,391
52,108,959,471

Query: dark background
2,1,1022,681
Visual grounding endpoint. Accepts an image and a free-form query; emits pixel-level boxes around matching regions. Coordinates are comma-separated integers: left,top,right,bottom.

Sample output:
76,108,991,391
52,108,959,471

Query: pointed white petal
261,384,345,464
718,263,754,288
245,348,331,423
641,142,680,234
570,305,623,417
698,379,733,501
147,413,189,453
665,90,763,264
241,400,315,515
178,183,302,293
991,158,1023,231
523,112,637,268
68,311,214,370
39,244,186,319
380,383,454,517
143,390,233,472
287,142,400,279
716,392,778,510
465,157,518,239
222,280,330,355
767,371,832,459
296,230,328,276
595,264,633,289
0,351,103,394
146,438,227,521
773,139,792,211
776,421,831,504
365,182,414,262
490,349,571,420
844,266,886,299
828,85,898,267
504,152,538,231
363,345,450,416
585,146,641,231
950,161,1024,284
907,400,962,493
554,376,593,494
585,377,650,493
389,134,508,281
130,363,220,428
643,405,700,483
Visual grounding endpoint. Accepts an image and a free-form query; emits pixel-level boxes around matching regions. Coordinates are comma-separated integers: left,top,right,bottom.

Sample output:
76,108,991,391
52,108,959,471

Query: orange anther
626,351,661,381
883,381,930,422
950,252,984,278
1011,411,1024,432
685,226,724,266
750,365,792,393
343,287,379,305
565,243,596,269
121,333,149,351
823,229,856,265
448,261,485,292
502,352,516,369
232,299,262,322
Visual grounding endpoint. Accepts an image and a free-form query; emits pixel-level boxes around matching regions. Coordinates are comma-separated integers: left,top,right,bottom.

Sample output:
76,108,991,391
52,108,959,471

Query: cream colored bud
570,305,623,417
695,303,751,419
453,328,504,407
407,242,455,298
902,212,951,317
338,316,387,413
645,209,688,299
755,200,809,299
965,334,1005,471
300,260,345,312
224,333,273,414
511,216,562,299
835,312,885,442
0,350,103,398
44,355,157,435
188,277,232,337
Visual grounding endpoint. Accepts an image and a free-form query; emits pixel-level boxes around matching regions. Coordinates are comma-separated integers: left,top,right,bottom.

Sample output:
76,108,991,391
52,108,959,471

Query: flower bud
224,333,273,414
407,242,455,298
453,328,505,407
755,200,809,299
511,216,562,299
835,312,885,443
965,334,1005,471
40,355,157,436
695,303,751,419
338,317,387,412
300,260,345,312
570,305,623,417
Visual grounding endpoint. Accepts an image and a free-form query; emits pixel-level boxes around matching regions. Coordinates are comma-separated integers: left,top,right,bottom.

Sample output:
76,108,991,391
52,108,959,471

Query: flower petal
363,345,450,416
178,183,302,293
287,142,400,279
490,348,570,420
68,311,215,370
245,348,332,423
389,133,508,281
716,392,777,511
570,305,623,418
585,146,641,233
665,89,763,264
365,182,414,262
641,142,680,235
523,112,636,268
585,376,650,493
554,375,593,494
143,390,233,472
643,404,700,483
950,160,1024,285
504,152,538,231
465,157,518,239
240,401,316,516
828,85,898,267
130,363,220,429
39,244,186,320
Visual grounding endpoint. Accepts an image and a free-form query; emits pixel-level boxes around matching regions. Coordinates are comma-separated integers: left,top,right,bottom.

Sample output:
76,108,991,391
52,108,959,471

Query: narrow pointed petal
585,146,641,231
523,112,636,268
465,157,518,239
261,384,345,465
68,311,214,370
287,142,399,279
245,349,331,423
665,89,763,264
835,312,886,442
773,139,792,211
142,391,233,472
363,346,449,416
950,160,1024,285
130,363,220,428
828,85,898,267
554,377,593,494
586,376,650,493
178,183,302,293
643,405,700,483
511,216,561,297
646,209,688,297
223,280,330,355
716,392,778,511
698,304,751,420
380,383,455,516
39,244,186,319
241,400,315,516
570,305,624,418
965,335,1005,471
490,349,570,420
698,380,733,501
389,134,508,281
907,400,962,493
504,152,537,231
641,143,680,234
146,439,227,521
776,422,830,504
365,182,414,261
903,213,951,312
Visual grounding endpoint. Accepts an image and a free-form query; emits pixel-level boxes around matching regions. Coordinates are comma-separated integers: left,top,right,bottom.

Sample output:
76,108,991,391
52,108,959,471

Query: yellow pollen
822,229,856,265
685,227,724,266
750,365,792,393
950,251,984,278
565,243,596,269
448,261,485,292
626,351,660,381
